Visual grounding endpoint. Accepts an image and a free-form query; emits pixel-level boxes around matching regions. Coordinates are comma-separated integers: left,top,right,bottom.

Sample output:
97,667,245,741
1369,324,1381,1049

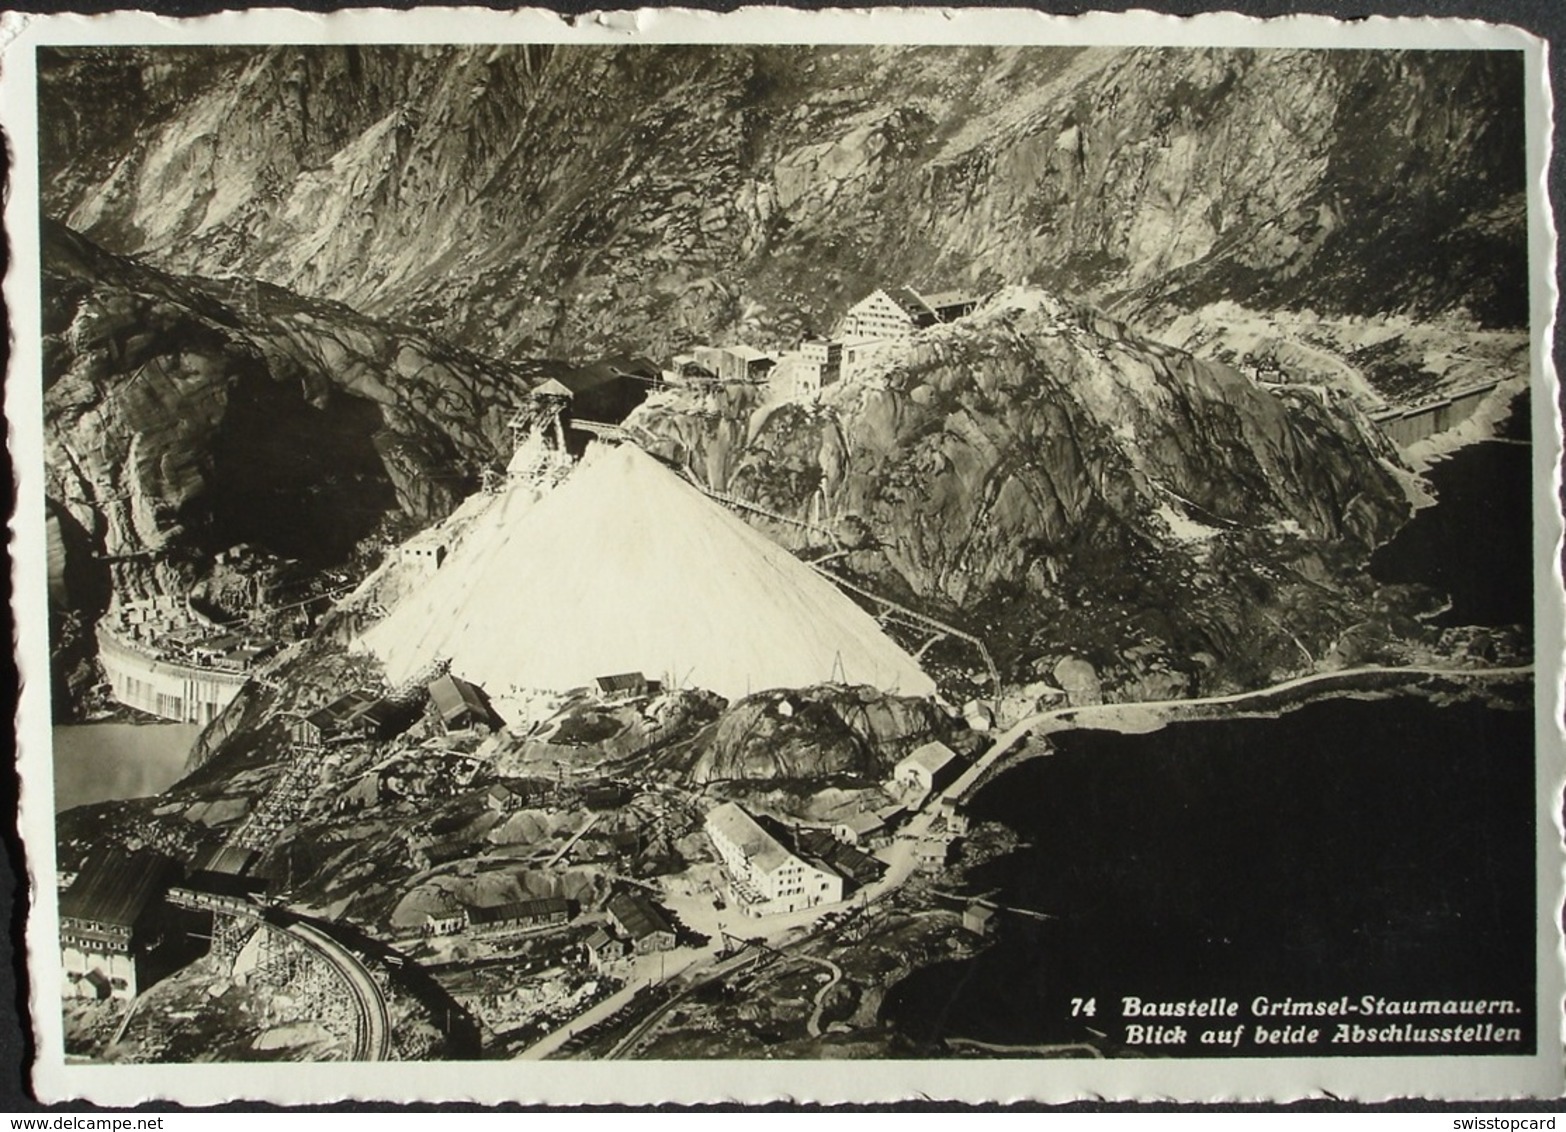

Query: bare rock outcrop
42,220,550,605
691,685,950,784
633,291,1414,697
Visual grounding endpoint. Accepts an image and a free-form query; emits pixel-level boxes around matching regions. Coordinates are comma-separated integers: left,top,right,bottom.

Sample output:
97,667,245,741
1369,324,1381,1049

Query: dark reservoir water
1370,430,1533,628
52,722,198,812
881,696,1534,1056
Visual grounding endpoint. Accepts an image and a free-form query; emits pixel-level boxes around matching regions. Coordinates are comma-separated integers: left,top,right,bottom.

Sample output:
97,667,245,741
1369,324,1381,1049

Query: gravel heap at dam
359,442,936,702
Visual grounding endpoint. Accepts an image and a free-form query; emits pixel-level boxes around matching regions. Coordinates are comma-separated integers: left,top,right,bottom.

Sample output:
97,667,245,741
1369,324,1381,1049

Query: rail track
167,889,392,1060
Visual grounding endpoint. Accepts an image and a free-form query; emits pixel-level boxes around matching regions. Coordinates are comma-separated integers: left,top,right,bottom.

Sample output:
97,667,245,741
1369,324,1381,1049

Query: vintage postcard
4,4,1561,1107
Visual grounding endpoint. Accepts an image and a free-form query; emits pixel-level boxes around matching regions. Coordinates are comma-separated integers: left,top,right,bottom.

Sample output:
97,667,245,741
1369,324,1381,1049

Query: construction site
61,303,1524,1065
58,362,1034,1063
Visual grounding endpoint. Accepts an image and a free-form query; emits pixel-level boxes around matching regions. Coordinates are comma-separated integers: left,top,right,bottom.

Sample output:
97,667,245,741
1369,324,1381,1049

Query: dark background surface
2,0,1563,1112
884,697,1537,1056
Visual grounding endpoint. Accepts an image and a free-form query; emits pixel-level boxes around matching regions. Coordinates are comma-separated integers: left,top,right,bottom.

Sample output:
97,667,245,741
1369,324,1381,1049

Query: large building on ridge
839,286,980,342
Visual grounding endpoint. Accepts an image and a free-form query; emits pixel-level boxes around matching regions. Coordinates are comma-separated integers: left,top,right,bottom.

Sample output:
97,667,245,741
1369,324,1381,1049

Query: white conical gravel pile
358,442,935,702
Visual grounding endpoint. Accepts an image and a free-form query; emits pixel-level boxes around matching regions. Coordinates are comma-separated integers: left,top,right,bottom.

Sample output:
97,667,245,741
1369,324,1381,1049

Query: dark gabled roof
195,844,257,877
305,687,380,731
795,828,838,858
607,892,673,941
429,674,489,722
923,290,979,311
885,286,932,320
421,841,475,865
303,705,340,730
823,843,880,886
59,850,176,927
356,699,400,727
329,688,379,713
595,672,646,693
794,830,869,885
467,897,570,925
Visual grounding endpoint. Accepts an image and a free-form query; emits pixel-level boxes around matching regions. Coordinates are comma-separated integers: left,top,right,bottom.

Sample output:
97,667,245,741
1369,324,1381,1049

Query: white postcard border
4,5,1561,1106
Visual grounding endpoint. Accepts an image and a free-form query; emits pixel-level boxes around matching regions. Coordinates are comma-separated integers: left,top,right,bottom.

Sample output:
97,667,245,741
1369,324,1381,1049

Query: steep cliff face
41,220,552,620
633,291,1415,691
41,45,1526,367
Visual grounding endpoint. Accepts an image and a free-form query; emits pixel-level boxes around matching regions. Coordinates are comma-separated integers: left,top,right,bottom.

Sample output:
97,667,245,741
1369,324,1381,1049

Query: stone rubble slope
357,442,936,702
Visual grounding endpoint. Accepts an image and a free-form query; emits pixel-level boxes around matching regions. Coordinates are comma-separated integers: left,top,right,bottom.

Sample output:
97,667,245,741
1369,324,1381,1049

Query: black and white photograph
4,6,1561,1105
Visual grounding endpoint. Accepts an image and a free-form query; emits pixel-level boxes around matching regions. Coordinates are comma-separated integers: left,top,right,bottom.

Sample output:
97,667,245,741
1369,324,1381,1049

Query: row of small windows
62,935,130,953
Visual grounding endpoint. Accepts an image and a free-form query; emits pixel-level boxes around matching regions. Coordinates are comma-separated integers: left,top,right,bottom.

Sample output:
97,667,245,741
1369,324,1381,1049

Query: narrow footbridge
570,419,636,443
167,888,392,1061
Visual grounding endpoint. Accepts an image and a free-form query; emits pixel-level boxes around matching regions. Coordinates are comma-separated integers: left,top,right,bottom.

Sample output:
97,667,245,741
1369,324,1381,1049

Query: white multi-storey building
841,288,929,342
839,286,980,343
705,801,843,918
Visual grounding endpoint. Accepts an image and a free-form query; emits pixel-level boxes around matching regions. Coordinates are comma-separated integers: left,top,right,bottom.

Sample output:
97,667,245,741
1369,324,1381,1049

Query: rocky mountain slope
40,45,1526,375
40,220,563,710
632,290,1421,696
36,221,1443,713
34,43,1528,715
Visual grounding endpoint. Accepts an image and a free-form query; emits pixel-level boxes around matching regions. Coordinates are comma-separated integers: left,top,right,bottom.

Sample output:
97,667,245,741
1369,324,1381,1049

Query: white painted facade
841,289,922,342
894,740,959,794
705,802,843,918
60,922,137,1000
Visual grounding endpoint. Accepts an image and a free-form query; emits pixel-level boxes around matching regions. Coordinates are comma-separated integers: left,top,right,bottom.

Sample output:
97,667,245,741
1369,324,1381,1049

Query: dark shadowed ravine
1369,402,1533,630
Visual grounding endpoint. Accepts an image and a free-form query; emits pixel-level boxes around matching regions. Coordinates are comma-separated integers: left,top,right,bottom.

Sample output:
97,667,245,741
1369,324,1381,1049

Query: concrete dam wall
1371,383,1500,449
97,627,250,724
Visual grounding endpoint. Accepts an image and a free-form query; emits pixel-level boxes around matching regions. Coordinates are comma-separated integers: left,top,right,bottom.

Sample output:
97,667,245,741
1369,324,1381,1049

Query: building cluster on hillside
290,687,403,748
583,890,678,972
830,802,907,849
665,285,981,403
889,739,971,871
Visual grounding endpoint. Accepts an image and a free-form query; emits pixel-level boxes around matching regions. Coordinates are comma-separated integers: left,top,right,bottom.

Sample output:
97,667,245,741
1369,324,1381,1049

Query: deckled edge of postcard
4,3,1561,1107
